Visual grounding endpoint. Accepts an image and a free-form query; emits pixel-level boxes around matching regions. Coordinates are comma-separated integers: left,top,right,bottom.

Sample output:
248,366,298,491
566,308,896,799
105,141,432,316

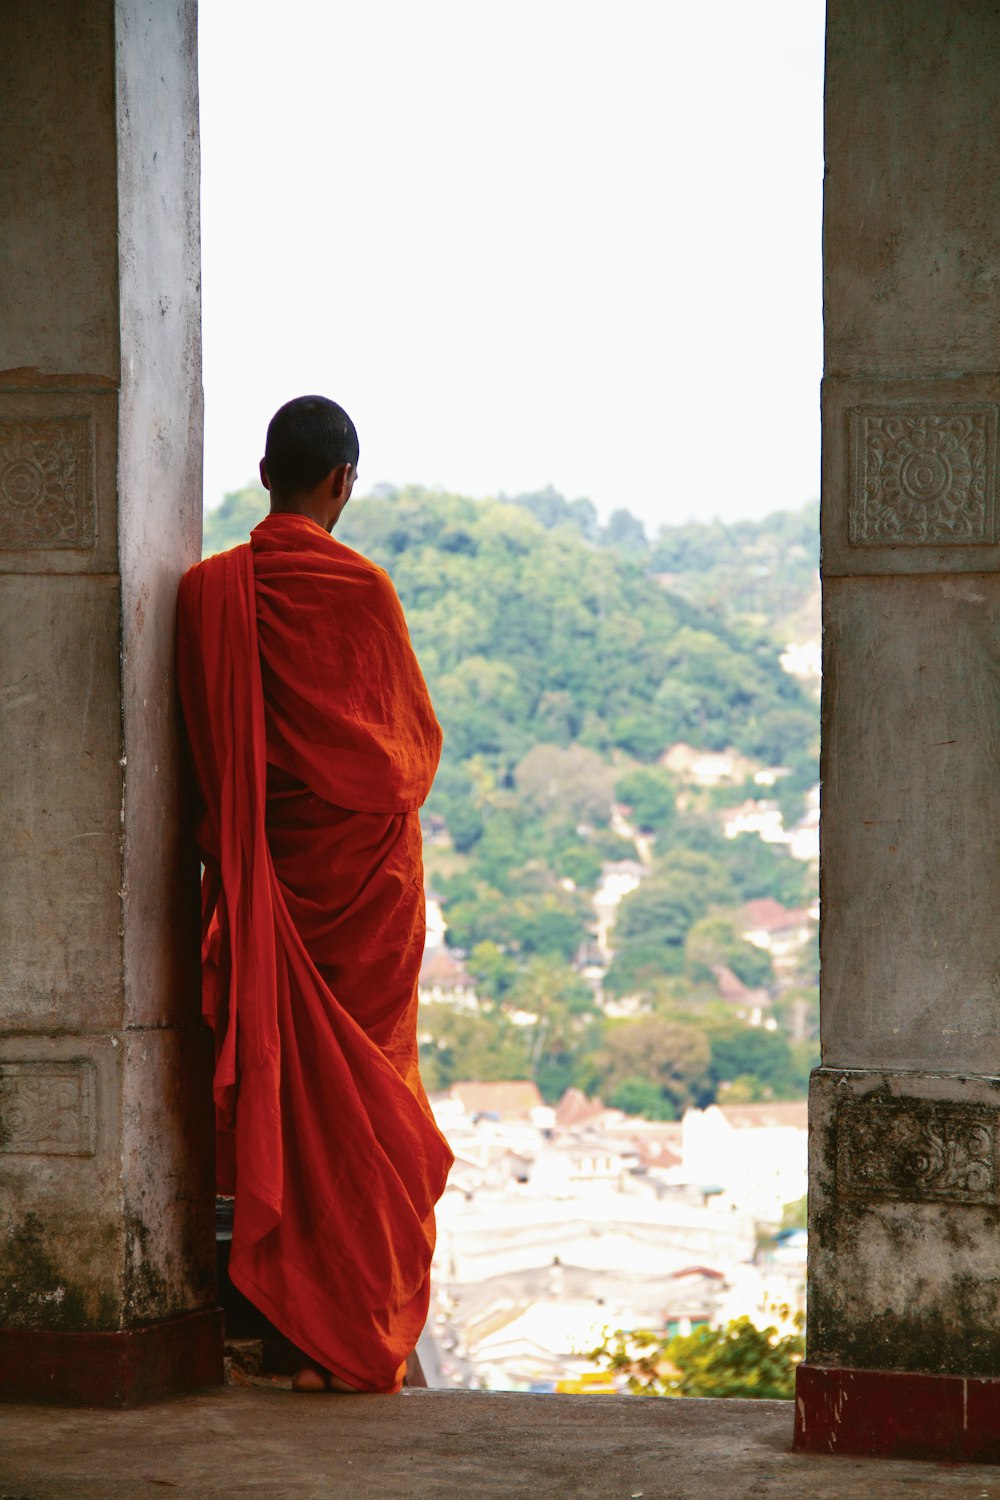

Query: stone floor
3,1390,1000,1499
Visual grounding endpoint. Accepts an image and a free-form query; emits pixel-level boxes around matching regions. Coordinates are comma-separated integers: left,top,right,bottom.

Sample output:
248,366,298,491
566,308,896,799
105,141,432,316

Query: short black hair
263,395,359,499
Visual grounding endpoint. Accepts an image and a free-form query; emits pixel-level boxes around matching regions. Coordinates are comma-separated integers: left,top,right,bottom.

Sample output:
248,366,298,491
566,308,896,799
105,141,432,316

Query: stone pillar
0,0,219,1405
795,0,1000,1462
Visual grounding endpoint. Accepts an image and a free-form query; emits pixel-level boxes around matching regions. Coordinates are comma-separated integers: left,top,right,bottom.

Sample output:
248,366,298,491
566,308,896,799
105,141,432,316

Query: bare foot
291,1357,361,1394
291,1362,328,1393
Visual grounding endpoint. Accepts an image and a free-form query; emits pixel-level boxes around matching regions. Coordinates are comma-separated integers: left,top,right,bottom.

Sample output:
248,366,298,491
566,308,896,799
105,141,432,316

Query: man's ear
331,462,354,500
259,457,271,491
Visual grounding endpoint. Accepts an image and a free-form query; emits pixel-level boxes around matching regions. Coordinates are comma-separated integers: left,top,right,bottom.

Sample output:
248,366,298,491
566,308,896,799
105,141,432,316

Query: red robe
176,511,452,1393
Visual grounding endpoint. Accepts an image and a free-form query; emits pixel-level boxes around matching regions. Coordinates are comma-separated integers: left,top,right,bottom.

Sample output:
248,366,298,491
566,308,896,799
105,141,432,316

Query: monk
176,395,453,1394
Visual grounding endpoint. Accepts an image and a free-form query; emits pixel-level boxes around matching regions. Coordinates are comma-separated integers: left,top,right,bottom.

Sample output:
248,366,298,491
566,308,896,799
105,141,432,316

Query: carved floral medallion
0,1060,96,1156
849,406,997,546
0,417,95,550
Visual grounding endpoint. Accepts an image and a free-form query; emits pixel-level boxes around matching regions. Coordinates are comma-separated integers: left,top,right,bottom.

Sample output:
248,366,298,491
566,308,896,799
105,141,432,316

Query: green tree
723,833,814,909
684,916,774,989
465,941,518,1001
203,483,268,555
606,852,738,997
615,875,701,950
609,711,674,761
588,1015,711,1115
504,485,599,541
607,1076,678,1121
509,895,588,962
604,942,687,997
434,657,526,761
602,508,648,555
417,1006,532,1091
504,957,600,1103
590,1313,804,1399
553,841,604,890
708,1021,806,1100
615,767,678,834
515,743,615,825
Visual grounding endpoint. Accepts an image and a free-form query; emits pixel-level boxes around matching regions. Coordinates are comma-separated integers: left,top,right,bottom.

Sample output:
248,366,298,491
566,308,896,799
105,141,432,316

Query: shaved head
264,395,359,504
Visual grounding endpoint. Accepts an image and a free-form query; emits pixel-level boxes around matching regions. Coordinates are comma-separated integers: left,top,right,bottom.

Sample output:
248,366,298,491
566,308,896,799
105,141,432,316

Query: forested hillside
499,486,819,640
203,484,820,1115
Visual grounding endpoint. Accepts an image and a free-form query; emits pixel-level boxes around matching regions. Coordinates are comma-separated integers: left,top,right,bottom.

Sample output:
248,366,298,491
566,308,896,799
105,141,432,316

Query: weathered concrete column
795,0,1000,1462
0,0,219,1404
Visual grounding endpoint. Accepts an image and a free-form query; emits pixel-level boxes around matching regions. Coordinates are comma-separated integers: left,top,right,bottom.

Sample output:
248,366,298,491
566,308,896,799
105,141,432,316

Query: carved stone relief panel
836,1096,1000,1207
0,390,115,572
822,377,1000,575
849,406,997,547
0,1059,97,1156
0,417,96,550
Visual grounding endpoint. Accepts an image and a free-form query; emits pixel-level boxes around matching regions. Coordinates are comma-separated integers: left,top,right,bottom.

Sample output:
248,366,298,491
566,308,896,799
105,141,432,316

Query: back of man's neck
269,500,335,533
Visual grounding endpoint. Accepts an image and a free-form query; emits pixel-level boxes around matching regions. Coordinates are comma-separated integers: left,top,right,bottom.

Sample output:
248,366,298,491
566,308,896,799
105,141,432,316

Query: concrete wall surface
0,0,212,1344
825,1,1000,379
811,0,1000,1383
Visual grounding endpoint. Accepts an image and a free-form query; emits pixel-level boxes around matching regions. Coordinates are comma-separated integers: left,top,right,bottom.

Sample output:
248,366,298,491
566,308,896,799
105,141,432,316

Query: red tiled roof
553,1087,607,1129
711,963,751,1001
632,1141,682,1169
419,946,470,988
741,898,812,931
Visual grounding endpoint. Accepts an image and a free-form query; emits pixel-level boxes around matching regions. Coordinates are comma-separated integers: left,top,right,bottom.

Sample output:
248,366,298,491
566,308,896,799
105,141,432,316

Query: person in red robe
176,395,453,1394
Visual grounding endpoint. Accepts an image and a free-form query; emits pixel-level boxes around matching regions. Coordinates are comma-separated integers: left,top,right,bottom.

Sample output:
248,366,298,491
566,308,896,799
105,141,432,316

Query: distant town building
661,743,754,788
710,963,773,1028
592,859,646,962
553,1087,607,1132
779,639,822,688
424,889,448,948
723,798,787,844
424,1085,808,1390
787,784,820,863
418,946,479,1010
448,1080,547,1123
719,787,819,865
681,1101,808,1224
739,899,815,976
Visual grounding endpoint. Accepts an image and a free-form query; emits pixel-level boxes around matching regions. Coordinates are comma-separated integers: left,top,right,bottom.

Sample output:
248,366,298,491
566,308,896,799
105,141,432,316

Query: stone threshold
2,1388,1000,1499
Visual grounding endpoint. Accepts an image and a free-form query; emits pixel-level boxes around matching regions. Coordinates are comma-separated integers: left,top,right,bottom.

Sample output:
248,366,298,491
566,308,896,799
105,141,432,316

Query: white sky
198,0,824,532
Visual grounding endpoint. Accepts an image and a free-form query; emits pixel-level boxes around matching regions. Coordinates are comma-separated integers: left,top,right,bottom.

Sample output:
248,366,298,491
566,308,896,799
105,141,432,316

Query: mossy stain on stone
124,1212,170,1320
0,1213,114,1331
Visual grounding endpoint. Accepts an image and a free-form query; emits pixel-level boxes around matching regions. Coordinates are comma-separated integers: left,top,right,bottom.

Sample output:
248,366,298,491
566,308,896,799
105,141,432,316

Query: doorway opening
198,0,824,1395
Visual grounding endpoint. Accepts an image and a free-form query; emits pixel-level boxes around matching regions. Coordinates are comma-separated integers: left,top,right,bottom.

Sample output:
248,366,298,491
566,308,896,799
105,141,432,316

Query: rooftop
449,1080,546,1120
716,1101,809,1130
741,898,812,931
1,1388,996,1498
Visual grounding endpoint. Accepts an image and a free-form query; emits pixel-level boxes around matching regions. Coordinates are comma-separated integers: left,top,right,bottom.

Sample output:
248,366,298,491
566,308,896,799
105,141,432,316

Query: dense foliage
205,484,816,778
590,1312,805,1399
203,483,820,1114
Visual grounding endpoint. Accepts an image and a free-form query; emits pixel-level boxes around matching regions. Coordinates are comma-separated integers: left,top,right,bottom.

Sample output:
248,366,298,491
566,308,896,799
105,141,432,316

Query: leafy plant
590,1311,804,1399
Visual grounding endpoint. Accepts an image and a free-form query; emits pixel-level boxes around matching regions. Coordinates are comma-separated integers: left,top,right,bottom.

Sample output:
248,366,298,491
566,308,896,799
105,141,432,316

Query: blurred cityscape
422,1080,806,1392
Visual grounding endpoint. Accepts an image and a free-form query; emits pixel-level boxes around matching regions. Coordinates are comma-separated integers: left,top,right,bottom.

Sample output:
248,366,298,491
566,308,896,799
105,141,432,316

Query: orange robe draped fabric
176,512,453,1393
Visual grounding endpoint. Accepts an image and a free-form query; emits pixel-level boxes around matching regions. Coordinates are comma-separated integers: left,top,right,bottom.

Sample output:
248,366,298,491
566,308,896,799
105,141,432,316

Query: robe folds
176,512,453,1394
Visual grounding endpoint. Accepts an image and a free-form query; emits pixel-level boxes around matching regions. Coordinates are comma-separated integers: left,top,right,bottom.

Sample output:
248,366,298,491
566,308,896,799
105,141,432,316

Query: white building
592,860,646,962
739,899,816,976
680,1102,808,1224
723,798,787,844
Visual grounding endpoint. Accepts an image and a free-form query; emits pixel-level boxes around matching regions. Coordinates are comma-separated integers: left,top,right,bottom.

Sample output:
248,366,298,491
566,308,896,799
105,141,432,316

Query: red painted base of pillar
795,1361,1000,1463
0,1307,224,1408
